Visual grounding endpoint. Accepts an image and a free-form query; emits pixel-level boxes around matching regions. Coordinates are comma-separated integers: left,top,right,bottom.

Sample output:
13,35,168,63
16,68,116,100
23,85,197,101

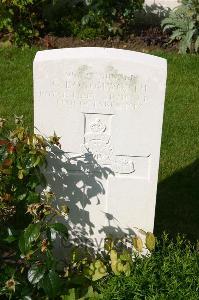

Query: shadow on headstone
154,159,199,242
45,145,136,257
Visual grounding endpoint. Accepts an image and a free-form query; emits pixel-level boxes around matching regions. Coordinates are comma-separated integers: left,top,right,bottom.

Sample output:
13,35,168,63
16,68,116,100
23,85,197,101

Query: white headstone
34,47,167,249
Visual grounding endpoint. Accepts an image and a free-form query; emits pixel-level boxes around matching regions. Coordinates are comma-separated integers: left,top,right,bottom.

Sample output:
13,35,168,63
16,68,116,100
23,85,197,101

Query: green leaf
32,155,40,167
18,169,24,179
24,223,41,244
61,288,76,300
4,227,17,243
40,270,62,298
104,237,114,252
170,29,183,41
123,262,131,276
120,250,132,263
110,249,117,263
89,260,107,281
19,234,31,255
17,193,27,201
161,17,172,26
111,258,124,276
179,38,189,53
184,29,195,50
50,223,68,239
81,15,90,26
78,286,103,300
136,228,147,236
145,232,156,251
28,265,46,284
19,223,40,254
45,250,55,269
162,23,176,31
26,191,40,203
132,236,143,252
4,235,16,243
110,250,121,276
195,35,199,52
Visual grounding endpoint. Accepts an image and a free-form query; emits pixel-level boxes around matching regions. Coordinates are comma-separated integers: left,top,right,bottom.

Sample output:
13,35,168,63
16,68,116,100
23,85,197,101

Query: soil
38,27,177,53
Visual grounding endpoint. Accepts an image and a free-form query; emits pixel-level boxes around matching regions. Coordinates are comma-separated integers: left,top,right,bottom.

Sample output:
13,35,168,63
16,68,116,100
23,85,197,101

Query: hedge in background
0,0,46,46
0,0,144,46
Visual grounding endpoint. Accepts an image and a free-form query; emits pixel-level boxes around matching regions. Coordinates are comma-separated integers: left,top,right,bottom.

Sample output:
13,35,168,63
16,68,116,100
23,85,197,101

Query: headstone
34,47,167,249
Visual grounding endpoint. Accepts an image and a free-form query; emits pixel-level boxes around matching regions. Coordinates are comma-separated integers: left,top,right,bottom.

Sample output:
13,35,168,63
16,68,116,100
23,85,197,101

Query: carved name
37,71,147,110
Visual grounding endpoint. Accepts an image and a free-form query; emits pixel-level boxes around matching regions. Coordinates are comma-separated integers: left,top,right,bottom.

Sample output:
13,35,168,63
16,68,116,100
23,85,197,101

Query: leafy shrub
42,0,84,37
0,0,144,45
81,0,144,37
0,0,48,46
162,0,199,53
75,27,103,39
43,0,144,38
0,116,69,298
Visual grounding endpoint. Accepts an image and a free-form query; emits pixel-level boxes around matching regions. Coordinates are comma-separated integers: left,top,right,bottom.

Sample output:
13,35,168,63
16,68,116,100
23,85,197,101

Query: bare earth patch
37,28,177,53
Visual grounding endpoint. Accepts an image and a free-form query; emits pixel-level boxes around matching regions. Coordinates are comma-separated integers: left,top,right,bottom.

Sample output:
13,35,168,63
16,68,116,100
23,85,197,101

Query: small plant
0,116,156,299
161,0,199,53
0,116,69,298
0,115,55,225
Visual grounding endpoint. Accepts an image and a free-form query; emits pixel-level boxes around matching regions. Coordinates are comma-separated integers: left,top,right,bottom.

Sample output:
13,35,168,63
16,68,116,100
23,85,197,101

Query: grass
0,48,199,241
0,47,37,128
98,235,199,299
153,52,199,241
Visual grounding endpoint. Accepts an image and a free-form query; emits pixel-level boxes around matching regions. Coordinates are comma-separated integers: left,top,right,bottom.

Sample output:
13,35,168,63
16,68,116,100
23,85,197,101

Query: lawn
98,235,199,300
0,47,199,241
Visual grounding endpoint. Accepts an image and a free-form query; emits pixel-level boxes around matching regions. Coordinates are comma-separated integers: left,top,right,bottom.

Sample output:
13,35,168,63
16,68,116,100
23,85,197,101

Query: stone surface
145,0,179,9
34,47,167,248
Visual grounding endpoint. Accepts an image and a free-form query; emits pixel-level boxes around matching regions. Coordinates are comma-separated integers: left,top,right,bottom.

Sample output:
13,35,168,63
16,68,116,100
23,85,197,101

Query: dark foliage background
0,0,144,46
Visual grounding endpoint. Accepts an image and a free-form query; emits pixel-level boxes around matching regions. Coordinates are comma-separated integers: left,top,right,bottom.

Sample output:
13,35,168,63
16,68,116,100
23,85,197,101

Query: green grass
153,52,199,241
0,47,37,128
98,235,199,300
0,48,199,241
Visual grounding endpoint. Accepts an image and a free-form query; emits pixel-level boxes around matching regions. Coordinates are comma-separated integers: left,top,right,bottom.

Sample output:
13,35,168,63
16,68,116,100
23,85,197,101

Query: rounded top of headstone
34,47,167,70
